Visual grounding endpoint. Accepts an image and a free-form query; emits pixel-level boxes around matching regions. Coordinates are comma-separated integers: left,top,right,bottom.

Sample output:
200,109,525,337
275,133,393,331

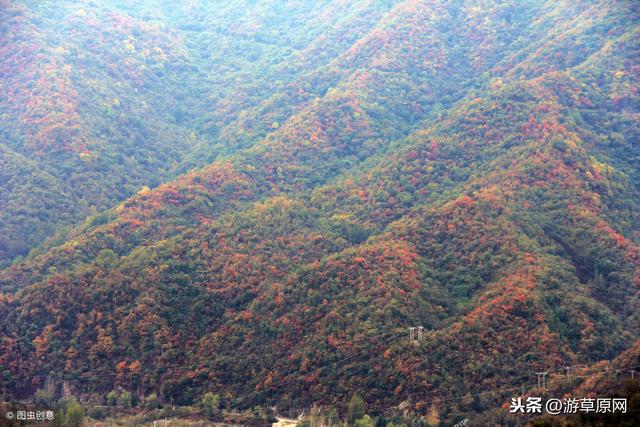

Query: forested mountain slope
0,0,639,425
0,0,408,264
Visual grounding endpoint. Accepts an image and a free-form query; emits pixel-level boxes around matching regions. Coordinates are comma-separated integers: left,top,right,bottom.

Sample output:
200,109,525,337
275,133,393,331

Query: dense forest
1,0,639,425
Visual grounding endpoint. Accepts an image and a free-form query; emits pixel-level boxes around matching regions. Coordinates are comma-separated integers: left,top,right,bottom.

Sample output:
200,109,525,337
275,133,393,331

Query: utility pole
535,372,548,390
409,326,427,344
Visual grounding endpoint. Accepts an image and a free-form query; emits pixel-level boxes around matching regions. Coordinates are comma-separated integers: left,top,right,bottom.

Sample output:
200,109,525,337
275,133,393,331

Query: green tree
347,393,366,425
51,408,65,427
201,392,221,420
34,388,55,405
106,390,118,406
65,399,85,427
118,391,132,408
354,415,374,427
95,248,118,268
144,393,160,409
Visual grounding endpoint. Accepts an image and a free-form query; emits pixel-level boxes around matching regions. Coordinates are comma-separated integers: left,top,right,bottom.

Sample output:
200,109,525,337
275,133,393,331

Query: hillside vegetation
1,0,639,425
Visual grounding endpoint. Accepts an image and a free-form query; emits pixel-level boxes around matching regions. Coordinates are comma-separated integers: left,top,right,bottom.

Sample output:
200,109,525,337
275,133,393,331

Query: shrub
106,390,118,406
118,391,132,408
144,393,160,409
65,399,85,427
34,389,55,405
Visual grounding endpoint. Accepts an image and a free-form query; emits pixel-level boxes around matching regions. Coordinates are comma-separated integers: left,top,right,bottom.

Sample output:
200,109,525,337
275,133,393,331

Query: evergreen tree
347,393,366,425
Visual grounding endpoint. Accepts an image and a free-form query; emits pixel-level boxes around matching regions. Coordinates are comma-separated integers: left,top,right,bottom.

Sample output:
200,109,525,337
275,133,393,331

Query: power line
63,330,404,382
380,363,640,411
15,328,640,422
34,333,640,409
14,356,639,426
235,330,401,407
409,331,632,376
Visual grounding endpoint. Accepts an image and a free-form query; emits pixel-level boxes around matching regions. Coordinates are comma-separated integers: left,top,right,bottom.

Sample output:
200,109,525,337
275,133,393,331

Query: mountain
0,0,402,265
1,0,639,425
